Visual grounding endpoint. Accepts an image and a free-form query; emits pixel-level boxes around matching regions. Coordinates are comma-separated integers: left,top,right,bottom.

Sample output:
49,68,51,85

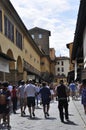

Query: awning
0,52,16,73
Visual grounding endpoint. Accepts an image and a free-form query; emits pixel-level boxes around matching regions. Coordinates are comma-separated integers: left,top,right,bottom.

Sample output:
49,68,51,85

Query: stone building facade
0,0,42,84
0,0,56,84
29,27,50,55
29,27,56,83
55,56,70,85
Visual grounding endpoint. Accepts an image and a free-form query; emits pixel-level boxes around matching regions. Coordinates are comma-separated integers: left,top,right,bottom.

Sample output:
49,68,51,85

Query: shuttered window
4,15,14,42
16,29,22,50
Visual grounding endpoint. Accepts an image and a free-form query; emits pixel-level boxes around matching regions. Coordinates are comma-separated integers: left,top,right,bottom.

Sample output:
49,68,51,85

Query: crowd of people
0,78,86,128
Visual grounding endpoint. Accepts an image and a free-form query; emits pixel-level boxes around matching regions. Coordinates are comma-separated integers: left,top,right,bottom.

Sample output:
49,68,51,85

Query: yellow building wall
69,43,74,71
0,33,23,59
24,37,41,71
41,57,50,73
0,5,24,68
50,48,55,60
0,3,41,82
0,4,41,71
50,63,55,74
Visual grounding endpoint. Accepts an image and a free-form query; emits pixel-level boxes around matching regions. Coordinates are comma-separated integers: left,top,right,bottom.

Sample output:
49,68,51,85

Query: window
4,15,14,42
62,73,65,76
62,67,64,72
61,61,64,66
57,67,60,72
31,34,34,39
16,29,22,50
0,10,2,32
39,34,42,39
57,62,59,65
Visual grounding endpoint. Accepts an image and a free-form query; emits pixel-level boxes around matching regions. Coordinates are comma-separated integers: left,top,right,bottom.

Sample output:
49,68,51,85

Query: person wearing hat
55,80,70,123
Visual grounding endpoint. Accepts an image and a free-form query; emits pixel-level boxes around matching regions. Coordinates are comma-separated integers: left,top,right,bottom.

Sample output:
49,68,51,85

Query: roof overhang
72,0,86,61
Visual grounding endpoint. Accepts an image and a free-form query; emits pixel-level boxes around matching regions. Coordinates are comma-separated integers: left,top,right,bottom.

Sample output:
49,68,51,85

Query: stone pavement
3,97,86,130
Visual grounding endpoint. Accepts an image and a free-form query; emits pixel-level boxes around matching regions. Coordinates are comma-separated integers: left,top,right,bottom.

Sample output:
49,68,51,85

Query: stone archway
7,49,15,70
17,56,23,73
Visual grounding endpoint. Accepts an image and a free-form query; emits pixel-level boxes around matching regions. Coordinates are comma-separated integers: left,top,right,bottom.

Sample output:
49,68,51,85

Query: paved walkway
1,97,86,130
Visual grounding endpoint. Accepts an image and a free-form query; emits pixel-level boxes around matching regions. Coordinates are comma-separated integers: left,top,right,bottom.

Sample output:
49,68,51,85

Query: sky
10,0,80,57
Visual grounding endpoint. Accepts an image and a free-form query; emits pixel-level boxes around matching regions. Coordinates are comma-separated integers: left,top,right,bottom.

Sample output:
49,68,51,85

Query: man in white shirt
24,79,37,118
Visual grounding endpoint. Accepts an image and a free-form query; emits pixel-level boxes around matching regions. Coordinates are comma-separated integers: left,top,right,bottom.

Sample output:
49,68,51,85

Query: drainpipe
74,58,77,81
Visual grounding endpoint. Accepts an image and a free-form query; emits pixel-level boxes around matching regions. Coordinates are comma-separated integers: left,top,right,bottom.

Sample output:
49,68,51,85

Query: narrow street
9,98,86,130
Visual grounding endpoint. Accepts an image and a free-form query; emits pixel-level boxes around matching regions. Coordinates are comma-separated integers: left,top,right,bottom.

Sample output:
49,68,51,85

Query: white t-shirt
25,83,37,97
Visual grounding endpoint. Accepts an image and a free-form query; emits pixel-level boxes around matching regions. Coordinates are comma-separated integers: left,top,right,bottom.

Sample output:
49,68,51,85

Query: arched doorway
7,49,15,70
17,56,23,73
16,56,23,82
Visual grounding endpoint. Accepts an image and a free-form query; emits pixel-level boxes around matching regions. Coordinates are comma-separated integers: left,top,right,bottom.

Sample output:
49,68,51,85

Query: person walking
56,80,70,123
69,81,76,100
11,85,18,114
39,82,51,118
18,80,27,116
0,81,11,128
24,79,37,118
79,79,86,114
35,83,40,108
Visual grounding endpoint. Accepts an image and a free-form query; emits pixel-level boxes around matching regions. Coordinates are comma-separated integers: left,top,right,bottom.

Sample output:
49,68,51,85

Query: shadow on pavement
69,113,74,116
35,107,42,109
27,116,57,120
63,120,78,126
45,117,57,120
28,116,42,120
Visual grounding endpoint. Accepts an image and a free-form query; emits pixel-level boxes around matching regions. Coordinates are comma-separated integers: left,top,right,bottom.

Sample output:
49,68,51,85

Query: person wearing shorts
24,79,37,118
39,82,51,118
